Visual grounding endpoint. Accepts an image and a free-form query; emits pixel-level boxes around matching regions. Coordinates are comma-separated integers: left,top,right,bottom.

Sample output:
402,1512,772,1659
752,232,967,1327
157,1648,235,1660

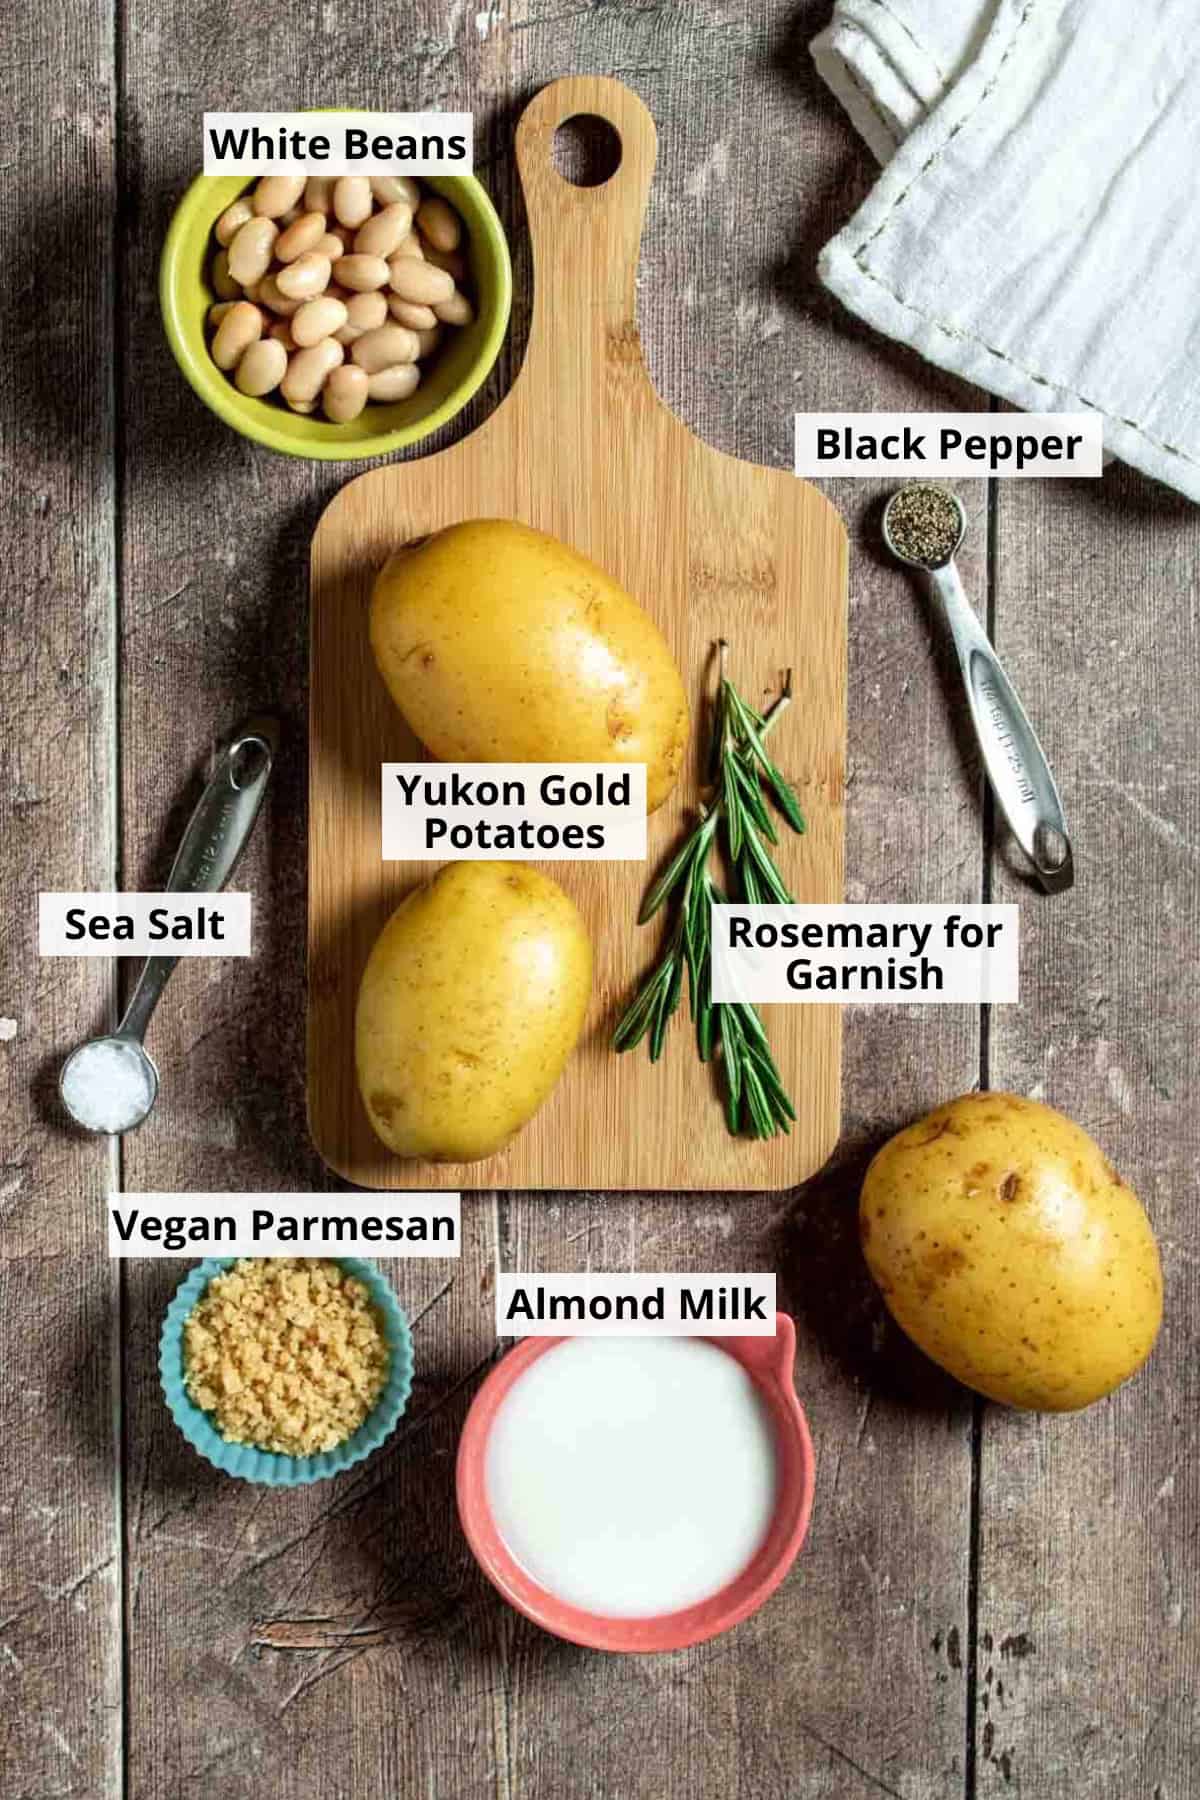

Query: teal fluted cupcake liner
159,1255,414,1486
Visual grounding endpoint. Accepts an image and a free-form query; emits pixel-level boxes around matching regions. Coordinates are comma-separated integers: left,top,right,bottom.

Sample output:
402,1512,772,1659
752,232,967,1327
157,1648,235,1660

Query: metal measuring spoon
883,485,1073,894
59,717,278,1134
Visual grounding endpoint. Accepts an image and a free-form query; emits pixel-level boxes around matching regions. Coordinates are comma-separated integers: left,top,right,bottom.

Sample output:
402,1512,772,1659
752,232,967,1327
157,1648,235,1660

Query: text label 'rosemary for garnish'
381,763,648,861
712,904,1019,1004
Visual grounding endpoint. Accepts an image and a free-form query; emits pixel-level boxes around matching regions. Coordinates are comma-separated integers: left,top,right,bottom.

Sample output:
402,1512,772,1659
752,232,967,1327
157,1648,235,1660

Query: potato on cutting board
369,520,690,811
355,860,592,1163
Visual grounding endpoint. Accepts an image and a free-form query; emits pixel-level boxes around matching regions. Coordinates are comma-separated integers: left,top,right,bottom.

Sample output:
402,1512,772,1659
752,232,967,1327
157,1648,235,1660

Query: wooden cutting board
308,75,847,1192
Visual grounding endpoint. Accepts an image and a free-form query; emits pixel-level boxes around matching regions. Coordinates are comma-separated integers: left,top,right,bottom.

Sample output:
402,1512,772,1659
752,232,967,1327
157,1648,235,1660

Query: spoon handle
118,717,279,1042
927,563,1073,894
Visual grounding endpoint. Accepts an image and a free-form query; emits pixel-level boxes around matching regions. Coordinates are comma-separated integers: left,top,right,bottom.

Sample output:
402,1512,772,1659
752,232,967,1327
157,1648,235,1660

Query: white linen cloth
812,0,1200,503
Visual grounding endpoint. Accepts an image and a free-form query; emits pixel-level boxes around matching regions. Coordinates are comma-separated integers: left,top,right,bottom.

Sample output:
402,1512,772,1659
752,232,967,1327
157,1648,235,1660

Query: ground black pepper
884,484,963,567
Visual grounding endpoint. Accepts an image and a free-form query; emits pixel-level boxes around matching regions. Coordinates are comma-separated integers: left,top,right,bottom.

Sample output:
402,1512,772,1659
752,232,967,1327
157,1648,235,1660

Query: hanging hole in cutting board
552,115,623,187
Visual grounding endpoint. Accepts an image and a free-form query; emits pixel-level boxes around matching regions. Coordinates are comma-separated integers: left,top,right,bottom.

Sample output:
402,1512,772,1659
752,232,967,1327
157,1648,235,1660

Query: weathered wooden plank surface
113,3,513,1795
498,6,981,1794
978,472,1200,1796
6,1,1199,1797
0,4,122,1796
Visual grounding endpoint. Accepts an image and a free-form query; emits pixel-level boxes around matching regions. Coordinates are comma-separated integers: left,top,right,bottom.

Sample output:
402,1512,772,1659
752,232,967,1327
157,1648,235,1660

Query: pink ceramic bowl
456,1312,815,1652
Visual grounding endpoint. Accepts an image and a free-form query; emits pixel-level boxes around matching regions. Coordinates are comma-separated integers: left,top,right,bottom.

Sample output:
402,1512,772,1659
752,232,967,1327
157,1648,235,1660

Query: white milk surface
484,1336,779,1617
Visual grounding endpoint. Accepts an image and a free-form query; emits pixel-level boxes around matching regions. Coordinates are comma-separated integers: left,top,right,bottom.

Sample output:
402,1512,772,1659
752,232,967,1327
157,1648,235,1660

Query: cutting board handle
514,77,658,401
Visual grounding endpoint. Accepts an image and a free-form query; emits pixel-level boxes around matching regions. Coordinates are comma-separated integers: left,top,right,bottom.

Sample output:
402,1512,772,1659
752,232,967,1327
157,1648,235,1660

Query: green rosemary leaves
613,646,805,1139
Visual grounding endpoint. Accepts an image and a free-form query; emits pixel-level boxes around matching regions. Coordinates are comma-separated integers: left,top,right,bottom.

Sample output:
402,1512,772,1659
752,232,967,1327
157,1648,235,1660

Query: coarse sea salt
60,1037,156,1132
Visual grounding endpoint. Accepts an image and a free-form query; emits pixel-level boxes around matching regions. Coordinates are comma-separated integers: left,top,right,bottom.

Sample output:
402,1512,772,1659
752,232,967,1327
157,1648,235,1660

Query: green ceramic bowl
159,171,511,460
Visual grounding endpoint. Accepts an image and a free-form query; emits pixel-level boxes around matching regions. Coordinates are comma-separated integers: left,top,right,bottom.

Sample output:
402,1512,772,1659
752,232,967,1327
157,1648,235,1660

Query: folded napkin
812,0,1200,502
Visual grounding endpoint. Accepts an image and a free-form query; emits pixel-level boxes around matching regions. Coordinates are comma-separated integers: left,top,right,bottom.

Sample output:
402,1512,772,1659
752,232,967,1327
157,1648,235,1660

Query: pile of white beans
206,174,473,422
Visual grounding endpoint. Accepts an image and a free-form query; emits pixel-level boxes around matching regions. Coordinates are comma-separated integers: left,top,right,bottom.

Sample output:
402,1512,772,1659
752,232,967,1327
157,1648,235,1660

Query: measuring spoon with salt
59,716,278,1134
883,484,1073,894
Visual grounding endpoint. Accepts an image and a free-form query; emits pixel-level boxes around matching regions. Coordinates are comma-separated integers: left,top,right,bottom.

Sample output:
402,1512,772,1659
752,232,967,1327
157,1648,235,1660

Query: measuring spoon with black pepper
883,483,1073,894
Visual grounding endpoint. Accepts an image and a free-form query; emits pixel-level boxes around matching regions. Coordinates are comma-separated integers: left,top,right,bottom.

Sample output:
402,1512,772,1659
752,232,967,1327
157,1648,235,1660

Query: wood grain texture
309,74,848,1193
113,4,508,1793
5,1,1198,1798
0,2,122,1794
494,11,983,1796
976,469,1200,1798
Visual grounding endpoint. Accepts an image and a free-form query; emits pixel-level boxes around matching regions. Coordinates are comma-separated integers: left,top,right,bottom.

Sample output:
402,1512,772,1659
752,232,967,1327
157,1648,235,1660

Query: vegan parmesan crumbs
183,1258,390,1457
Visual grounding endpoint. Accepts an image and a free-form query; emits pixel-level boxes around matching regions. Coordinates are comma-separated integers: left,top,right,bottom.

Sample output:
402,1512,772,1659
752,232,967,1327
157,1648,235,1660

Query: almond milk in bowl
456,1315,814,1651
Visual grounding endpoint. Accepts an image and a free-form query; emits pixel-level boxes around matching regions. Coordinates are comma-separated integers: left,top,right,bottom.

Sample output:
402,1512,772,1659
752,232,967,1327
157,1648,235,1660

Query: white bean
291,295,350,347
275,252,332,299
334,290,389,345
415,195,461,253
211,250,240,300
370,175,421,209
228,217,278,286
421,243,467,284
333,254,391,293
388,296,437,330
323,364,370,422
235,337,289,396
434,289,474,326
257,273,304,317
333,176,372,228
211,300,263,371
215,196,254,246
354,203,413,260
282,338,344,405
367,363,421,402
351,323,420,374
276,211,328,262
305,175,335,213
254,175,306,218
387,258,454,306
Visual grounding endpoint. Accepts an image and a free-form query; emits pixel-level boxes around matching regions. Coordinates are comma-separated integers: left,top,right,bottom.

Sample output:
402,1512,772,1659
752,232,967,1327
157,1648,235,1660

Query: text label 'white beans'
381,762,649,861
203,112,473,175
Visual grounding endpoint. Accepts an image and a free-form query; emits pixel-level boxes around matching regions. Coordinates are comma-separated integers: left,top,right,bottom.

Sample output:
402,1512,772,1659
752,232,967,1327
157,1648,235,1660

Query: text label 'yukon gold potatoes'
370,521,690,812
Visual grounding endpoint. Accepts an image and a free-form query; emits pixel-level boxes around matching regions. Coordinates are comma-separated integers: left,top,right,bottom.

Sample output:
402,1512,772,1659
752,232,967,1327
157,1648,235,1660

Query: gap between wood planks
962,441,1002,1800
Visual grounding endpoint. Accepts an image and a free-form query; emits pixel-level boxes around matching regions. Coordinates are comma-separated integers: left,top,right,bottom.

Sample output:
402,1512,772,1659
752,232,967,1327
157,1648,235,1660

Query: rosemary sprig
613,647,807,1138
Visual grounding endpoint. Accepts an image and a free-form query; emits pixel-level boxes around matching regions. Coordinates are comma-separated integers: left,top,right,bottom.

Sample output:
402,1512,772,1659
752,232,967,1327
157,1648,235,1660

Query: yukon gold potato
860,1093,1162,1411
370,520,689,811
356,861,592,1163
